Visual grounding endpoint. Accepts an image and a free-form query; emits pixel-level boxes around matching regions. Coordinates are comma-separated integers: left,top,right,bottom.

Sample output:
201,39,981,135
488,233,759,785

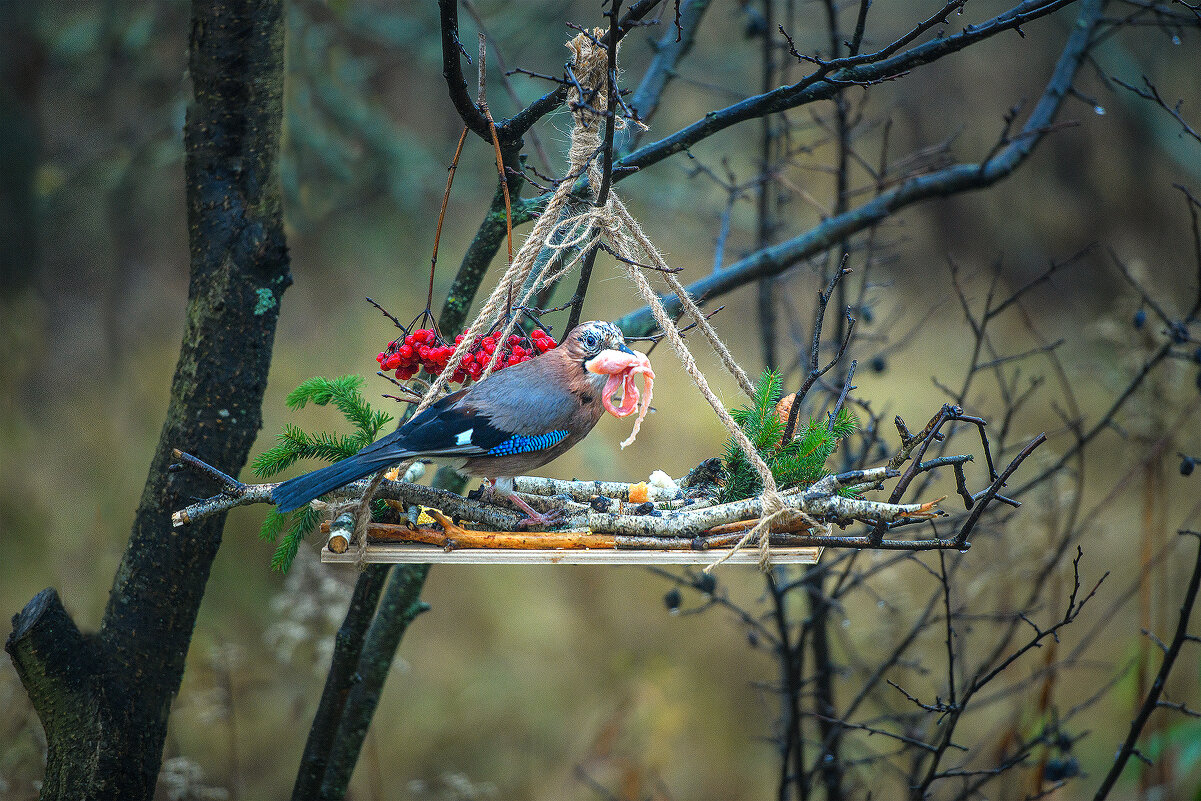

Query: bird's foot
504,491,565,529
513,506,566,530
483,479,566,529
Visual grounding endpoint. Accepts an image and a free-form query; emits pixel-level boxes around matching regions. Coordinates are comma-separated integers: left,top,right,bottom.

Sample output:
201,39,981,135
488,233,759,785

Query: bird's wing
388,388,514,457
456,362,582,435
359,370,580,460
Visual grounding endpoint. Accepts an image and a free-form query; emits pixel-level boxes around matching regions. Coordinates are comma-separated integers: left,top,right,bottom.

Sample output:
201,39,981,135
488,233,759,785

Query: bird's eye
584,332,599,349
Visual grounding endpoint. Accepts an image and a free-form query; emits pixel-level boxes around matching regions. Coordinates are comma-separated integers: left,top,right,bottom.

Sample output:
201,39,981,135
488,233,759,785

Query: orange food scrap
775,395,795,442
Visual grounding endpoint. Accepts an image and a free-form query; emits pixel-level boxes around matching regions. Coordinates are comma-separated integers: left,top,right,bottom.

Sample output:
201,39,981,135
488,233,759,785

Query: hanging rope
367,29,797,570
606,190,817,570
412,30,622,411
513,33,798,569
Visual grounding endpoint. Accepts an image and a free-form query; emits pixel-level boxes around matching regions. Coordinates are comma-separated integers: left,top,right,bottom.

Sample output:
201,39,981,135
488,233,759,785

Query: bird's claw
484,481,567,529
513,507,566,530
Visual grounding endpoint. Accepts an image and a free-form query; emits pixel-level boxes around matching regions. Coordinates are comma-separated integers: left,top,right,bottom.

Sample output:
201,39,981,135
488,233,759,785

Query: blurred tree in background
2,0,1199,799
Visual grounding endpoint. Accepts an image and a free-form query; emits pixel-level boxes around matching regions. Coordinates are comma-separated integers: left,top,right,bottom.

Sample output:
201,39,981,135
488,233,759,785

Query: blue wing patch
487,430,570,456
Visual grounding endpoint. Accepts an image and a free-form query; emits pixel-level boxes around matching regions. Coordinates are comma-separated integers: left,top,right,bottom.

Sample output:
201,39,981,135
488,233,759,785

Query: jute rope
411,29,620,413
321,490,377,571
520,33,796,569
352,29,799,570
601,194,808,570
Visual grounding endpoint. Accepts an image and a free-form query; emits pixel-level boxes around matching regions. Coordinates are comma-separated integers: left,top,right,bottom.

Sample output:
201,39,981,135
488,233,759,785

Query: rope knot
761,489,786,517
752,488,789,570
566,29,612,133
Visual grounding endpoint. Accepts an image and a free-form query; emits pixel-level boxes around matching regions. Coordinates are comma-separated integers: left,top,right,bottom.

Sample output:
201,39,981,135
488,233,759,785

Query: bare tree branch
614,0,1103,335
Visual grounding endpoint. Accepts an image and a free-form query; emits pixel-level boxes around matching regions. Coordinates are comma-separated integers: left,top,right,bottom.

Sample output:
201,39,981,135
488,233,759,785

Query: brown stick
324,510,613,550
479,34,514,270
429,126,471,314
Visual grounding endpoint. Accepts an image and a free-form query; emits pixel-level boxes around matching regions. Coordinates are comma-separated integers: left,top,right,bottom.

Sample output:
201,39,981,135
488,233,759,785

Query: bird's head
560,320,655,444
559,321,636,377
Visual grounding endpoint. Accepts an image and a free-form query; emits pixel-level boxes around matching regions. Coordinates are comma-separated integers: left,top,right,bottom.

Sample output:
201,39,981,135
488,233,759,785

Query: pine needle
721,370,859,503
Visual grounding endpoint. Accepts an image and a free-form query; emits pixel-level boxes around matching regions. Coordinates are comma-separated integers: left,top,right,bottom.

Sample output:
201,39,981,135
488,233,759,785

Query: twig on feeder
168,448,253,526
335,510,609,550
510,491,590,515
327,512,354,554
952,433,1046,547
170,457,526,530
511,475,692,503
707,496,943,538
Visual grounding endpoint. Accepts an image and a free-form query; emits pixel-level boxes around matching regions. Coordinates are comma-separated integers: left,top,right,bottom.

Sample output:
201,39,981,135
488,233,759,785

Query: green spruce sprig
253,375,393,572
721,370,858,503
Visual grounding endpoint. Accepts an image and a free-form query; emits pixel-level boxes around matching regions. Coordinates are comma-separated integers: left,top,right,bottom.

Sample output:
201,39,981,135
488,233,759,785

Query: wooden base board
321,544,822,565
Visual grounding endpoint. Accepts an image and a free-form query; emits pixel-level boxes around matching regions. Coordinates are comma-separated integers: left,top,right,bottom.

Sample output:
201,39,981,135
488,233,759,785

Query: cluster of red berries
376,327,557,384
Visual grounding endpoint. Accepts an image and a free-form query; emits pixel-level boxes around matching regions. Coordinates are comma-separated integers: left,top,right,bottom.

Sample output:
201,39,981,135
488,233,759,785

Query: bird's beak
586,346,648,375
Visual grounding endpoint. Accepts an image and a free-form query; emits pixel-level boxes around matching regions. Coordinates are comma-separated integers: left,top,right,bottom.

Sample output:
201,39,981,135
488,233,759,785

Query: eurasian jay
271,320,653,526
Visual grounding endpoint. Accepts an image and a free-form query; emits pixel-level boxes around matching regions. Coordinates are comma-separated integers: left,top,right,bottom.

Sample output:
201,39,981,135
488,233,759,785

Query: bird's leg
506,492,566,529
487,477,565,529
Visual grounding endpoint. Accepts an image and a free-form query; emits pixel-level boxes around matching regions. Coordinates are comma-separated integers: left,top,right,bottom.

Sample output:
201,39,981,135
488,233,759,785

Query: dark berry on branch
664,588,682,613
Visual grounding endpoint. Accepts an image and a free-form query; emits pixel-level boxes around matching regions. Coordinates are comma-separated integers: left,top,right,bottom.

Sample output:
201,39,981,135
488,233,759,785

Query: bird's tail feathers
271,450,406,513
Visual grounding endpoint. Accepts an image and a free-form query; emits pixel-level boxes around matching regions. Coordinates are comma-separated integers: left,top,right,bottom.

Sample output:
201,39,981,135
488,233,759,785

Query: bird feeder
307,466,946,567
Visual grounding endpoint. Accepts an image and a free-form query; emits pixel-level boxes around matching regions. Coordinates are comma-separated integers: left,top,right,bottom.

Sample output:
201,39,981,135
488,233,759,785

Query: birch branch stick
171,451,953,547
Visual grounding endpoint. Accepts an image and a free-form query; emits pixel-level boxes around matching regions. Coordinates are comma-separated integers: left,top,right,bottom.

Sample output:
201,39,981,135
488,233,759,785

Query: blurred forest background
2,0,1200,799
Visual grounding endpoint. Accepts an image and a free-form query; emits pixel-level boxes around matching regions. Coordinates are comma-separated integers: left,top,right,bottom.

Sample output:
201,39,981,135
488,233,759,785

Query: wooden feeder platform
318,505,822,565
321,543,822,565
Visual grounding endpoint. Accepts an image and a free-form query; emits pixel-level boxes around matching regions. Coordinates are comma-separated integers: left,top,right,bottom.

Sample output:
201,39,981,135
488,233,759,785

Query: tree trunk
0,0,41,290
5,0,290,797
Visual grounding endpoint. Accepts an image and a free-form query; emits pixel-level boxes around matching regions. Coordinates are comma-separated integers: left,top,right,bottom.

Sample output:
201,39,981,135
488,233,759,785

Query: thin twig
1093,532,1201,799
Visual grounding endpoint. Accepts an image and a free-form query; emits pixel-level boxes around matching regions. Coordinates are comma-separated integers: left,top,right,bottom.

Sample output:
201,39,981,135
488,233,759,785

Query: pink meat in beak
588,348,655,448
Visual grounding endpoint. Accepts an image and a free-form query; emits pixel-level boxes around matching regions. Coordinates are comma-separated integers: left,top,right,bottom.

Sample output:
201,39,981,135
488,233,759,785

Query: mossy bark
318,563,431,799
291,564,392,799
5,0,290,798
